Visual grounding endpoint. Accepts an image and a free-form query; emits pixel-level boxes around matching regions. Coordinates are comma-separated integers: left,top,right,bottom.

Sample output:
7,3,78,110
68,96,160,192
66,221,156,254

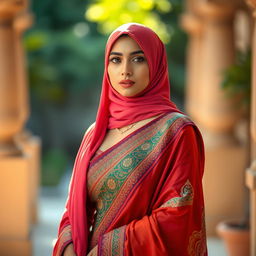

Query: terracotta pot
216,220,250,256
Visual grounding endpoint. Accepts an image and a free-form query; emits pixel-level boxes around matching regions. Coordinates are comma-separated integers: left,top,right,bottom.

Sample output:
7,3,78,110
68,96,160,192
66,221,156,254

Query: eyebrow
109,50,144,56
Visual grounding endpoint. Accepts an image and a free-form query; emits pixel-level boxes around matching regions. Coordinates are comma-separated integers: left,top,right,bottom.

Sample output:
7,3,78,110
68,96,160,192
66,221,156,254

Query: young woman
53,23,207,256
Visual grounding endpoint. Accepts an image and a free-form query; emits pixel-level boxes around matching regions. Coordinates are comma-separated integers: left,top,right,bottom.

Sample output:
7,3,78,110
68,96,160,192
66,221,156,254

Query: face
107,36,150,97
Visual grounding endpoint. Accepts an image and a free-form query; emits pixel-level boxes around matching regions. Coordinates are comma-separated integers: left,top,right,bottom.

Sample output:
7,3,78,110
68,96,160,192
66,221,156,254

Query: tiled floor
32,171,227,256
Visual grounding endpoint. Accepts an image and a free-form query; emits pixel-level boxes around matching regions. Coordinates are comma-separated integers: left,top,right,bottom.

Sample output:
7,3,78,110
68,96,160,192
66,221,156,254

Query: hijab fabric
67,23,182,255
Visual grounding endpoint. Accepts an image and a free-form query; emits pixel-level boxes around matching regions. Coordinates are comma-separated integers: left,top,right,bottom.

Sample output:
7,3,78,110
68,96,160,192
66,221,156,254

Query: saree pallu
54,112,207,256
86,112,207,255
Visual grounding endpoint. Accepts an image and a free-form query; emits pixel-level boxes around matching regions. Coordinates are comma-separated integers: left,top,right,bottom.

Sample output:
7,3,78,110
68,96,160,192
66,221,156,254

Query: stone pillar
245,1,256,255
16,130,41,224
195,2,239,144
180,1,203,127
181,1,248,235
13,12,32,127
13,12,41,224
0,1,34,255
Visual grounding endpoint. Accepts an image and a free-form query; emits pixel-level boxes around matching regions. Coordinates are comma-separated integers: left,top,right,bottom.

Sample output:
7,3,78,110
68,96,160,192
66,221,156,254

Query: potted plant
216,49,251,256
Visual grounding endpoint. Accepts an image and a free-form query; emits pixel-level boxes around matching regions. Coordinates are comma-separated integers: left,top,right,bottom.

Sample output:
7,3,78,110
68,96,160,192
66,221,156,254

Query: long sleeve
90,125,207,256
52,209,73,256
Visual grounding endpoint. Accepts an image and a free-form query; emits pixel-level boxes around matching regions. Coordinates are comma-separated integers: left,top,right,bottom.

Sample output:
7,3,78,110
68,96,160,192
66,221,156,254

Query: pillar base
203,143,247,236
16,131,41,224
0,239,32,256
0,154,32,256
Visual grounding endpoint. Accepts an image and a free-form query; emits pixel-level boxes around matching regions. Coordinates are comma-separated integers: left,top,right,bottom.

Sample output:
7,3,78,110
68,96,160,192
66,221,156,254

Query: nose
121,61,132,77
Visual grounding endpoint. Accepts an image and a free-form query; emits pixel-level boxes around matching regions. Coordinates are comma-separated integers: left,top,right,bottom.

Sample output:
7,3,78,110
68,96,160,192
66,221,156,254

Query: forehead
110,36,142,52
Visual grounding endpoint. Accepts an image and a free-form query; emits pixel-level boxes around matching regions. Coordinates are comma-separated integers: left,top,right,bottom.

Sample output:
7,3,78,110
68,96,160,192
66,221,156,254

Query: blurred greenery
25,29,105,104
41,148,69,186
27,0,187,186
222,50,251,109
86,0,173,43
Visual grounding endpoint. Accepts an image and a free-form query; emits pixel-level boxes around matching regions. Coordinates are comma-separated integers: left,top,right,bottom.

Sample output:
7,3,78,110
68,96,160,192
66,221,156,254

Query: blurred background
26,0,186,188
0,0,255,255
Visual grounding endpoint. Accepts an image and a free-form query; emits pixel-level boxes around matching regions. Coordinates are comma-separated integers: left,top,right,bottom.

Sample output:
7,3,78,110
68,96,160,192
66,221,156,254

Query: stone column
195,2,239,144
245,1,256,255
13,12,41,224
0,1,34,255
180,1,203,126
181,1,248,235
15,130,41,224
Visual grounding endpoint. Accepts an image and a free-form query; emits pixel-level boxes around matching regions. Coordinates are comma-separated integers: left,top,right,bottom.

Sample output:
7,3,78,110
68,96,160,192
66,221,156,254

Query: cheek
142,66,150,83
107,66,115,83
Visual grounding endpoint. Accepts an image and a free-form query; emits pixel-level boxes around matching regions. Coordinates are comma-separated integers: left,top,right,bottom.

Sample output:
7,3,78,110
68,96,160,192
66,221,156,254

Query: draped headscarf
67,23,183,255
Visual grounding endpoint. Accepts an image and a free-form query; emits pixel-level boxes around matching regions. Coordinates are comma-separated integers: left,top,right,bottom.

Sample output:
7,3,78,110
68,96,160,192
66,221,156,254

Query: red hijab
67,23,183,255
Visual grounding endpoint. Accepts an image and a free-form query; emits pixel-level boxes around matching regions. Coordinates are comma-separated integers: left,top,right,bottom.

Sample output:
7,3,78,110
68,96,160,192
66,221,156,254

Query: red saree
53,112,207,256
52,23,207,256
87,112,207,256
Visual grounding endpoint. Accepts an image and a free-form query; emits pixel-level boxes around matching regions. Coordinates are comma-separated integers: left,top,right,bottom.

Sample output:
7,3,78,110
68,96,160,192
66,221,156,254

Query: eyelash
109,56,145,64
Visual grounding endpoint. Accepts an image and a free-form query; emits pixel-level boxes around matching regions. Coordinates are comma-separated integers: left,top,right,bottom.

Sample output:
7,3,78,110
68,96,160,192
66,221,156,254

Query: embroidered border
160,179,194,208
55,224,72,256
87,114,170,196
89,113,194,248
99,225,126,256
93,114,187,226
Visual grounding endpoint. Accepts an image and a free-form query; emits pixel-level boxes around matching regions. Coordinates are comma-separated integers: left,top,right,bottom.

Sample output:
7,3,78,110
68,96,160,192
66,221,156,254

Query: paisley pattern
160,179,194,208
188,210,207,256
87,112,193,250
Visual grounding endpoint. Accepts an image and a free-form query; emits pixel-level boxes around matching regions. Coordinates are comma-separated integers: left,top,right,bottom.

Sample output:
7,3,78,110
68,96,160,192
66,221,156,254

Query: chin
113,87,137,97
120,91,138,97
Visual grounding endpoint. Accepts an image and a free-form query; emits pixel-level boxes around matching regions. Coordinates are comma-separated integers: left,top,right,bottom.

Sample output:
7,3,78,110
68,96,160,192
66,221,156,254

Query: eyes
109,56,146,64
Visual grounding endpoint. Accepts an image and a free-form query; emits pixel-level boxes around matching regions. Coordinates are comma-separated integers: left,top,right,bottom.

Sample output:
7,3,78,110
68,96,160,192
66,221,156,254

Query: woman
53,23,207,256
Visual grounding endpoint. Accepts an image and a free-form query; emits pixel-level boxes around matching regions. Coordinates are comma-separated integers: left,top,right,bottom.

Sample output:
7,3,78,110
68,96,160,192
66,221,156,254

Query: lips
119,79,135,88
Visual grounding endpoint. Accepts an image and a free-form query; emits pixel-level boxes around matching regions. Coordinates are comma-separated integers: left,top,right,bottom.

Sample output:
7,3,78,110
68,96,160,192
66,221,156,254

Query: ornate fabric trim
160,180,194,208
187,209,207,256
88,112,194,248
99,225,126,256
55,224,72,256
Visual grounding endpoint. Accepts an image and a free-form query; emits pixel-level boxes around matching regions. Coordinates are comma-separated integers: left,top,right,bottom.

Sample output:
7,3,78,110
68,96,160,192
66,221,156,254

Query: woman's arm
63,243,76,256
52,211,73,256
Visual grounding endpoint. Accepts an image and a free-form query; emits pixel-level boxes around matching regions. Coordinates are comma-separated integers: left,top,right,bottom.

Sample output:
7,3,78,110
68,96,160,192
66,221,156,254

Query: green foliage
85,0,173,43
25,28,106,104
26,0,107,105
31,0,89,29
41,148,69,186
222,50,251,109
26,0,187,107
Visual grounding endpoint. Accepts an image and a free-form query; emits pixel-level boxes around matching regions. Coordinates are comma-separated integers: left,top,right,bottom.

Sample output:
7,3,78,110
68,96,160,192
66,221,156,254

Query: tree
85,0,173,43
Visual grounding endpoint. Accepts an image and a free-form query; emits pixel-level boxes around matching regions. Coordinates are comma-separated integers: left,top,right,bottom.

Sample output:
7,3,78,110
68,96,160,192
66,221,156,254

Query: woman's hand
87,245,98,256
63,243,77,256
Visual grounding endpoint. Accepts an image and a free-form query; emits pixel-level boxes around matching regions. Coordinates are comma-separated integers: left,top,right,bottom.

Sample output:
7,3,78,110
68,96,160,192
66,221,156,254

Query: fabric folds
53,23,207,256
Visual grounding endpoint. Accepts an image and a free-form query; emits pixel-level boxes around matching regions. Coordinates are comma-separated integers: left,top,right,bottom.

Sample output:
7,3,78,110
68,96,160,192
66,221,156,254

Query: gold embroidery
160,179,194,208
188,209,207,256
141,142,151,151
98,199,103,210
100,226,126,255
122,157,133,168
107,178,116,190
